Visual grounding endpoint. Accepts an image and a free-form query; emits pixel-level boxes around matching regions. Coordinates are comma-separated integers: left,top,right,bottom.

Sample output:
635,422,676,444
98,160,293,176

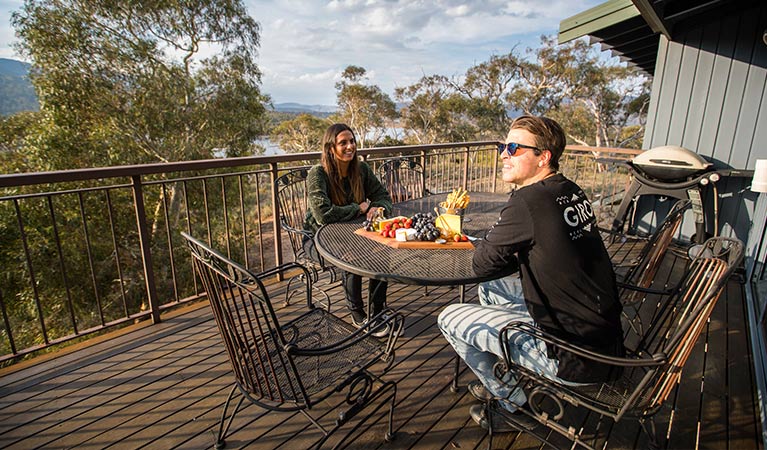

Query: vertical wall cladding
642,4,767,250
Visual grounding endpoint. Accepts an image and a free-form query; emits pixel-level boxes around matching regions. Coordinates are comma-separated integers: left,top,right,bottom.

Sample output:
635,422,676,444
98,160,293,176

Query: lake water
254,137,284,155
250,126,405,156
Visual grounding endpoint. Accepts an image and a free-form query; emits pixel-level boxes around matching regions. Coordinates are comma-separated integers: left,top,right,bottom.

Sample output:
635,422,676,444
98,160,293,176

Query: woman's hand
366,206,381,221
359,201,370,216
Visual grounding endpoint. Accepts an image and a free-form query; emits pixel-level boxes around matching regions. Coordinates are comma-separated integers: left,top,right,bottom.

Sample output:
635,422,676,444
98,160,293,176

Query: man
438,115,623,431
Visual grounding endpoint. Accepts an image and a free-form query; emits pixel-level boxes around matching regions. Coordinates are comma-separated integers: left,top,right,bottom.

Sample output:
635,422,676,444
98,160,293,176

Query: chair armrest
617,280,674,296
280,219,314,240
257,261,310,280
500,321,666,368
599,227,647,244
256,262,315,308
276,223,334,270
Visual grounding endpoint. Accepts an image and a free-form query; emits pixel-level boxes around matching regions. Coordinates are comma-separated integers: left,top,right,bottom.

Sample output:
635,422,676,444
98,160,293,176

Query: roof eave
558,0,641,44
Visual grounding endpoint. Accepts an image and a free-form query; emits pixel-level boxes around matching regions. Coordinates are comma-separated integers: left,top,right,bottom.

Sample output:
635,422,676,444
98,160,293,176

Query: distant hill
0,58,39,116
0,60,338,119
272,102,336,114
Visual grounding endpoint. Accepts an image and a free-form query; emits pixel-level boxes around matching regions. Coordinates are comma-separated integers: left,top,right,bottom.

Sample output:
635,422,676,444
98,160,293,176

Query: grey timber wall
640,4,766,255
636,5,767,444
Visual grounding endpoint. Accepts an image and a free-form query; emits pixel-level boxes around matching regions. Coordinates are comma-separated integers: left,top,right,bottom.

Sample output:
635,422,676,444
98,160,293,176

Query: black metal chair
275,168,339,306
182,232,403,449
377,157,428,203
485,236,744,449
602,199,691,287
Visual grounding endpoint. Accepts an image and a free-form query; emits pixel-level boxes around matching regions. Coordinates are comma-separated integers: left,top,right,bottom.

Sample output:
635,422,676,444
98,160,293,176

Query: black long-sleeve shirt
473,174,623,382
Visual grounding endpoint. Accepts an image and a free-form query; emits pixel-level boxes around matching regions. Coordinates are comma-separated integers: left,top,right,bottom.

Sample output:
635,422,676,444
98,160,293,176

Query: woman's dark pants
303,237,388,322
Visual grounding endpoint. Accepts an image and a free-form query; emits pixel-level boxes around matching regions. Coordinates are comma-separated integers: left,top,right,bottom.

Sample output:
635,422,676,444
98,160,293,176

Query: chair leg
451,356,460,393
340,380,397,448
286,271,331,310
640,417,663,449
384,380,397,442
284,274,299,306
485,401,494,450
215,385,245,449
318,379,397,449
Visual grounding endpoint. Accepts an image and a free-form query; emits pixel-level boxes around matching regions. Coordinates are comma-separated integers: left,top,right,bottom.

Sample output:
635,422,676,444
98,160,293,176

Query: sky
0,0,606,106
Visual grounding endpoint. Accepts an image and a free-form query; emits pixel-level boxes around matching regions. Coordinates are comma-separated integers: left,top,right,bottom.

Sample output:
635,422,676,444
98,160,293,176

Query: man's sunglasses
497,142,541,156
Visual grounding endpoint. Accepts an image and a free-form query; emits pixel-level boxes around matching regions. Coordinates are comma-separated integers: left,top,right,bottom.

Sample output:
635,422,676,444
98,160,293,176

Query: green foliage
389,35,649,147
10,0,269,170
269,113,327,153
374,136,406,147
1,112,41,172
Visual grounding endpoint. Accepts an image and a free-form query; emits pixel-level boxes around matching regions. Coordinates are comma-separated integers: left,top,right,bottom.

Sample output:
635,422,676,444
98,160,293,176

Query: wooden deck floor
0,257,763,449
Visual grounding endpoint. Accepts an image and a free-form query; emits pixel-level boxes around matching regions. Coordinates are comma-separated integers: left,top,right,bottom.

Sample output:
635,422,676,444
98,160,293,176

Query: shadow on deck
0,249,762,449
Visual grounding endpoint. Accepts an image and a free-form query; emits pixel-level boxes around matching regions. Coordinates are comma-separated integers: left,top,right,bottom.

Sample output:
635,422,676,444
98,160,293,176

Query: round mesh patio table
314,192,511,286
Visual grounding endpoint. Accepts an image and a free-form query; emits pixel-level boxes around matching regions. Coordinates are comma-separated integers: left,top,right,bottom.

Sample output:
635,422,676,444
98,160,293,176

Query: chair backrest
377,157,426,203
275,168,312,260
182,232,311,407
624,237,743,413
622,199,691,292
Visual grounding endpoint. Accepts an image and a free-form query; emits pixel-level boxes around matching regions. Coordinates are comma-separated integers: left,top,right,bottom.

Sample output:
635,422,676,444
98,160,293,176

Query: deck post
132,175,161,324
462,146,470,190
270,162,284,280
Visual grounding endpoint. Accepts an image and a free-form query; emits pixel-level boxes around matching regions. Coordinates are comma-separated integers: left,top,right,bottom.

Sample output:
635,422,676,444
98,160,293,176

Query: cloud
0,0,605,104
249,0,603,103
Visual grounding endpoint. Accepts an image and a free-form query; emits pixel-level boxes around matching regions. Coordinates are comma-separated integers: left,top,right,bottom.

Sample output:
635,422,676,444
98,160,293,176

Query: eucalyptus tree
270,113,327,154
335,65,397,148
11,0,270,169
553,66,650,149
11,0,271,240
395,75,479,144
454,52,522,138
508,36,649,148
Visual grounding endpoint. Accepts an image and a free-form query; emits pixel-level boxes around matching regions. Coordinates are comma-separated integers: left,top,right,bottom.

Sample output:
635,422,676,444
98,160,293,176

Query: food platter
354,228,473,249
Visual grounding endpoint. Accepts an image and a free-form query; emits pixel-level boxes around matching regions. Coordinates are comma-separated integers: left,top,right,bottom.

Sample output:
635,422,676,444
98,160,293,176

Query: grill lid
632,145,712,181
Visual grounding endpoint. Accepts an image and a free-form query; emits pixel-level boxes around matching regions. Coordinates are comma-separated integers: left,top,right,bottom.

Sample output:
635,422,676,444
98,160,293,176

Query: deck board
0,255,762,450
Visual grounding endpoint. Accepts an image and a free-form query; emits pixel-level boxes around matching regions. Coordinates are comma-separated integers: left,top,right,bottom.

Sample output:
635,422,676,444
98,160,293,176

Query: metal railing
0,142,639,363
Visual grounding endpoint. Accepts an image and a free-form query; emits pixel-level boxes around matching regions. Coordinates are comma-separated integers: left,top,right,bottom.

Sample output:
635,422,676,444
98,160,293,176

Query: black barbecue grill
612,145,719,243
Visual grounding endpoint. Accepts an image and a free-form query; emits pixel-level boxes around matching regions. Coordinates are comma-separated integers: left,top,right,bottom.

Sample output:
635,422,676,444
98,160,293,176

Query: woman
303,123,393,336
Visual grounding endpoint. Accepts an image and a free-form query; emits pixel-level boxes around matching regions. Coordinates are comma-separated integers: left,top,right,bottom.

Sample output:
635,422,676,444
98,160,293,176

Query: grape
409,213,440,242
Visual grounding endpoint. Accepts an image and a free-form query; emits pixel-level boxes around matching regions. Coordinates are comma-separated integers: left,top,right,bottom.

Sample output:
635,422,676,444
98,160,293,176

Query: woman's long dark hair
321,123,364,205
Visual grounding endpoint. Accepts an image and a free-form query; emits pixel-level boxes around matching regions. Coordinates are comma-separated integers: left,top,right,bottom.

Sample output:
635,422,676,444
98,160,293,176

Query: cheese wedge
435,213,461,236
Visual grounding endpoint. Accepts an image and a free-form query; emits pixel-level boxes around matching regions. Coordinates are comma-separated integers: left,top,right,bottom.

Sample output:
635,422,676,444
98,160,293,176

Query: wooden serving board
354,228,473,249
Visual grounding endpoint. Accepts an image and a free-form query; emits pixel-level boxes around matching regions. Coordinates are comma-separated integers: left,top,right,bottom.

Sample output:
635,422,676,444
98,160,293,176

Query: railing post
132,175,161,324
462,146,470,190
270,162,284,279
492,145,499,193
420,150,427,194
